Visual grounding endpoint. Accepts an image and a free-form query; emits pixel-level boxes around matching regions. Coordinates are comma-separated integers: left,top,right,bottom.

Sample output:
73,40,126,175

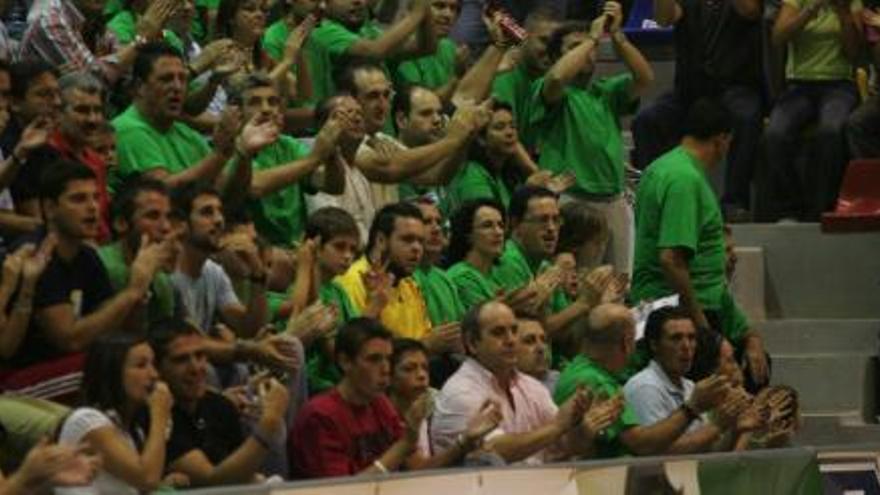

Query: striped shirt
20,0,120,82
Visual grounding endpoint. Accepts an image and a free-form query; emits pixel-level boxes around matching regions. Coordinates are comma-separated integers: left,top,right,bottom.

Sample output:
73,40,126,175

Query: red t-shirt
289,388,404,479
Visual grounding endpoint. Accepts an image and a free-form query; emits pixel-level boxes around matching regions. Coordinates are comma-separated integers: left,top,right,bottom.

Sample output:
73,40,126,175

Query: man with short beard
170,184,267,338
515,318,558,394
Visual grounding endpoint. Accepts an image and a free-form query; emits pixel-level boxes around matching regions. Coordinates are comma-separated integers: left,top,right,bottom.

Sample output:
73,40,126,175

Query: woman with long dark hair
55,333,174,494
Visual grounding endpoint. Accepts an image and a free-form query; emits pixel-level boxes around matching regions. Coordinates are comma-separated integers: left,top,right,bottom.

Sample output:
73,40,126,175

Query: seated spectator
106,0,180,47
294,207,362,394
307,0,435,102
631,0,763,219
87,122,117,173
846,11,880,159
412,198,466,327
112,42,275,191
288,318,431,478
446,198,507,307
340,64,483,209
554,303,728,458
99,177,180,330
623,306,751,454
391,0,463,98
20,0,172,85
388,338,501,462
631,99,730,334
1,162,161,402
430,301,607,464
491,8,561,134
335,202,435,343
149,317,291,486
1,61,59,219
0,437,99,494
55,333,175,493
170,183,268,339
766,0,863,220
229,72,345,247
529,8,653,275
514,317,559,394
0,239,53,360
445,101,537,214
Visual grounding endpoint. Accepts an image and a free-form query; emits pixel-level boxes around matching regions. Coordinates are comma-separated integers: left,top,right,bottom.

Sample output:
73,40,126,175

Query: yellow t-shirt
335,257,432,340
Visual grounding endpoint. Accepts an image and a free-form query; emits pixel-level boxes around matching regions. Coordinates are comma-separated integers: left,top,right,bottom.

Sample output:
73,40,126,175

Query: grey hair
58,71,104,99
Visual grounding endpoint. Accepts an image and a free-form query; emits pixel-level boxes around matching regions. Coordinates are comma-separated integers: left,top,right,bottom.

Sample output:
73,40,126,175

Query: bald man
554,304,729,459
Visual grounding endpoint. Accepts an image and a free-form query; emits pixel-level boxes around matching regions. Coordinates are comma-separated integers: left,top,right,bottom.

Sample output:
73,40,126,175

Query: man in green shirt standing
228,73,346,247
528,6,653,276
306,0,436,102
112,43,276,192
491,8,561,136
631,99,732,333
554,303,728,458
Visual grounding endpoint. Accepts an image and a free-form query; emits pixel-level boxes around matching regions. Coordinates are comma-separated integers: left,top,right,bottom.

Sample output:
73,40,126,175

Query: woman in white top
56,333,174,494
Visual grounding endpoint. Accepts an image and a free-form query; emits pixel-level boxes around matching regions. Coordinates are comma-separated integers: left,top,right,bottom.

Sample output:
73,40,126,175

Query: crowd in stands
0,0,857,489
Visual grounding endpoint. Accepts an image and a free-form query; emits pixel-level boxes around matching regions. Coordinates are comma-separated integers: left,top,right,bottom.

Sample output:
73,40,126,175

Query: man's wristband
372,459,389,474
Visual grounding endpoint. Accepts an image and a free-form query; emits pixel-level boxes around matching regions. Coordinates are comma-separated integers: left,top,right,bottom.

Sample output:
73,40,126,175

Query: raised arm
543,17,605,104
606,3,655,98
346,0,428,59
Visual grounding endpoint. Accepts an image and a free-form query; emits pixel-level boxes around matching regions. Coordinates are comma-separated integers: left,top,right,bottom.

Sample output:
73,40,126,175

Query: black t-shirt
0,120,62,205
7,239,113,367
673,0,763,100
166,391,245,466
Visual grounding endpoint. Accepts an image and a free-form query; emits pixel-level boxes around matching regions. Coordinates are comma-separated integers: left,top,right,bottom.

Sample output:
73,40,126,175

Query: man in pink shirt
430,301,619,464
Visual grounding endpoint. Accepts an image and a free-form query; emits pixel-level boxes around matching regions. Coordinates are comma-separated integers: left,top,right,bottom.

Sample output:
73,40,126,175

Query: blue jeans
764,80,857,220
631,86,764,209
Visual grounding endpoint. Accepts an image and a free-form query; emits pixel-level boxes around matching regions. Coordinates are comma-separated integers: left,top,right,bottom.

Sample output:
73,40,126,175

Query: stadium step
760,319,879,355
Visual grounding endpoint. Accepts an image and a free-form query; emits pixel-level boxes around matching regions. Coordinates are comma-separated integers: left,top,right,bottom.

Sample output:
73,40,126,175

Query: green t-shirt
718,287,749,344
492,64,536,140
97,242,178,326
307,281,358,394
784,0,861,80
413,265,466,324
631,146,726,310
554,355,640,458
445,160,512,216
393,38,457,90
447,261,502,309
309,18,385,103
111,105,211,192
107,11,180,47
263,19,321,108
492,239,570,313
528,74,637,196
247,136,313,247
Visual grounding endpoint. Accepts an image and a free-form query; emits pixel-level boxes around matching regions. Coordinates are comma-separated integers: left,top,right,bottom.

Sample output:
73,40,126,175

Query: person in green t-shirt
555,303,728,458
293,207,363,394
445,101,537,215
412,199,465,326
446,198,507,309
528,7,653,275
307,0,435,102
631,99,731,334
112,43,277,192
227,72,346,247
491,9,561,137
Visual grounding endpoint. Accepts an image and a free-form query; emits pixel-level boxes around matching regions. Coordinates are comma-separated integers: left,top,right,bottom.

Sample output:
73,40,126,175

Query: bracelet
372,459,389,474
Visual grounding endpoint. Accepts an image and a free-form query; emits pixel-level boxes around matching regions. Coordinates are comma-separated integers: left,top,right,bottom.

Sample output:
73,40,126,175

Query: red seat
821,159,880,232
